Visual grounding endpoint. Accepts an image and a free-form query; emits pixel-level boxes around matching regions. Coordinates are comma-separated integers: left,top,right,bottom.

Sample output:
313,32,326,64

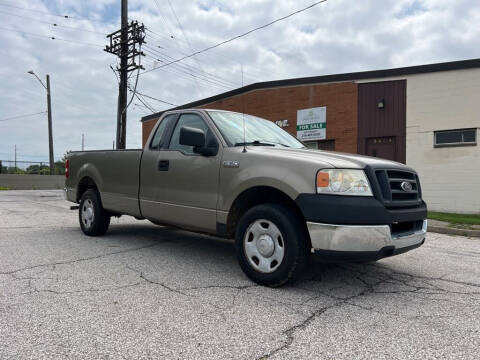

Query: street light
28,70,54,175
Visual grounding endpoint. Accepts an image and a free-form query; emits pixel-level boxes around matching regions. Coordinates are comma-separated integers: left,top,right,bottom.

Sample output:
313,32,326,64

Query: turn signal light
316,171,329,187
65,159,69,178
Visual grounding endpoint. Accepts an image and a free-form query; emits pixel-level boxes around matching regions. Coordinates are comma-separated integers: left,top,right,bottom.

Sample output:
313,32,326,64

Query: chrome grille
375,169,421,206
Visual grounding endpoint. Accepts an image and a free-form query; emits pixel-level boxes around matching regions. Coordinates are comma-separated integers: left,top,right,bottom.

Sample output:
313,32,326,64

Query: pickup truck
65,109,427,287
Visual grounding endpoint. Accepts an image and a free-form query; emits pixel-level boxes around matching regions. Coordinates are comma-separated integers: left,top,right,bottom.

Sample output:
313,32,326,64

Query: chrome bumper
307,220,427,254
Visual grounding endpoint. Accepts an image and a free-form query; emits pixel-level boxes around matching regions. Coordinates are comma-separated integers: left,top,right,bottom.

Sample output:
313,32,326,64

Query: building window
304,141,318,149
318,139,335,151
434,129,477,147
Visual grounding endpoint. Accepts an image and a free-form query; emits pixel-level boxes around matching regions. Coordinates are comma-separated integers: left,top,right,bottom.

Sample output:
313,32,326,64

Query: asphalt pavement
1,190,479,359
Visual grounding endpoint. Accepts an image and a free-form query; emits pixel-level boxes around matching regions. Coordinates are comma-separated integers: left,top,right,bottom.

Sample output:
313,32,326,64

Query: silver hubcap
244,219,285,273
81,199,94,228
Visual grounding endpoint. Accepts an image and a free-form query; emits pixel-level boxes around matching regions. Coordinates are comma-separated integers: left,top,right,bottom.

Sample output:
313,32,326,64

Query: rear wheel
235,203,308,287
79,189,110,236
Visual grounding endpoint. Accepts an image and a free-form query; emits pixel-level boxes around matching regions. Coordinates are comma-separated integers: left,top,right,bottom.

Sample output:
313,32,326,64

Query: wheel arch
76,176,99,202
226,185,310,246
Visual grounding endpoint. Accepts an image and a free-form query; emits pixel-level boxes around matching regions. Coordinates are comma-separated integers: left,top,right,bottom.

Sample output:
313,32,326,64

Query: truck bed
66,149,143,217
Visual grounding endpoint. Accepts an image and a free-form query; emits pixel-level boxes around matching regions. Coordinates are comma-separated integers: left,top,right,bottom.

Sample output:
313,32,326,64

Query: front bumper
307,220,427,261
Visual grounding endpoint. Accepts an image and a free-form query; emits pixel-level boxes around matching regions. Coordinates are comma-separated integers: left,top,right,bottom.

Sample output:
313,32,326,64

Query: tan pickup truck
65,109,427,286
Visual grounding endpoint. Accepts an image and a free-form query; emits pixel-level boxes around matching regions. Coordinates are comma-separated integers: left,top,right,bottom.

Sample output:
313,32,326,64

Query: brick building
141,59,480,213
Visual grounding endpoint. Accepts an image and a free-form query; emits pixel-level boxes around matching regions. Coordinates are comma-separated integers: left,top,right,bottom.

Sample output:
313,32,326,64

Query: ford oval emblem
400,181,413,192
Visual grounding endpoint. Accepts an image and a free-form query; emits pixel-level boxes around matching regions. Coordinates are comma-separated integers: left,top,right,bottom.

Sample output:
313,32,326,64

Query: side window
150,115,175,149
168,114,209,154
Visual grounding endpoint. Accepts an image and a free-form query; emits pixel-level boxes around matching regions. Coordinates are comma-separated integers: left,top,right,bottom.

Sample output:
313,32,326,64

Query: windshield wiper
258,140,291,148
234,140,292,147
235,140,275,147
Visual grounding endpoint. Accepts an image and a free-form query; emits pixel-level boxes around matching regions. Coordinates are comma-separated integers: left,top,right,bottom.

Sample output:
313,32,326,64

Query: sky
0,0,479,164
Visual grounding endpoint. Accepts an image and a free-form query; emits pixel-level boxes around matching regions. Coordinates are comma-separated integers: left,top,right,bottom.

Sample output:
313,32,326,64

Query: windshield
207,111,305,148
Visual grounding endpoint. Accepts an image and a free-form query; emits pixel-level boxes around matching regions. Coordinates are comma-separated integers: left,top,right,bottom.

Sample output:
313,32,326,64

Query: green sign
296,123,326,131
296,107,326,141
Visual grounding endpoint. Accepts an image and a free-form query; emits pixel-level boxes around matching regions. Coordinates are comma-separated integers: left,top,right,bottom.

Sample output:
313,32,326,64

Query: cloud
1,0,479,163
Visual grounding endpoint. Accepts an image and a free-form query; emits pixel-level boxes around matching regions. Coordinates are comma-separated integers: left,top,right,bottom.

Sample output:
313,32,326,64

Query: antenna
241,64,246,153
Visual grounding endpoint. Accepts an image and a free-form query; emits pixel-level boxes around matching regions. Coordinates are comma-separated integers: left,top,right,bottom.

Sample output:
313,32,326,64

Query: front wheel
79,189,110,236
235,203,309,287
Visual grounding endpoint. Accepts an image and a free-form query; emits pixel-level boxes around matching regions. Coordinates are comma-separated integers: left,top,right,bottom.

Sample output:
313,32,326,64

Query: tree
54,153,68,175
26,164,50,175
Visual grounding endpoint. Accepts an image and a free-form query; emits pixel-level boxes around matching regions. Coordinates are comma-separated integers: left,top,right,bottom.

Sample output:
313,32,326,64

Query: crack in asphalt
125,264,189,296
4,270,143,296
255,261,480,359
0,243,160,275
125,264,260,319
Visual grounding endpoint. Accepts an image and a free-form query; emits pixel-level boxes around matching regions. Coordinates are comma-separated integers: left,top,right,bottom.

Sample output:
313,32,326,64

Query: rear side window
150,115,175,149
168,114,209,154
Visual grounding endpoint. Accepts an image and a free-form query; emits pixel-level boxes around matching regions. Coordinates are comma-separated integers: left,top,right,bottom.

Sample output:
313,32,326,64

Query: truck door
139,112,222,233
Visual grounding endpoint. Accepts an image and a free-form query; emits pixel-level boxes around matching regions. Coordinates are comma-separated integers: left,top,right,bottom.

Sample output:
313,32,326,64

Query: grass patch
0,186,11,190
428,211,480,225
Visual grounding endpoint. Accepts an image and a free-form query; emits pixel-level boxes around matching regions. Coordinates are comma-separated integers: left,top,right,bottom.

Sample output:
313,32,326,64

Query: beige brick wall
405,68,480,213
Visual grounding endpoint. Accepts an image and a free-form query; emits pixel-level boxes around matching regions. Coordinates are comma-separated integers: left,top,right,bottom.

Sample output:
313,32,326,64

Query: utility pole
105,0,145,149
27,70,54,175
117,0,128,150
46,75,54,174
14,144,17,173
82,134,85,151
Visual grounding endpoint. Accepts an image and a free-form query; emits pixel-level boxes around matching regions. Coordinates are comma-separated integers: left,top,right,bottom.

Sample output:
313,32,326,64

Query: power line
0,9,107,35
121,43,144,117
0,111,46,122
143,52,233,90
145,28,260,82
145,29,248,79
0,26,104,47
143,43,240,87
141,0,328,75
166,0,208,94
133,103,152,115
133,93,157,112
152,0,175,39
131,88,177,106
0,2,110,23
143,53,232,91
143,49,236,89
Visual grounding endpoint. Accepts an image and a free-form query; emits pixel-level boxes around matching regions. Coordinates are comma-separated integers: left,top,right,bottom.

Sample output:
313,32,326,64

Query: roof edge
141,58,480,122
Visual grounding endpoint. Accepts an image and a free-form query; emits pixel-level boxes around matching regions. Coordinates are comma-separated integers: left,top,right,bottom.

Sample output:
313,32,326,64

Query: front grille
375,169,422,207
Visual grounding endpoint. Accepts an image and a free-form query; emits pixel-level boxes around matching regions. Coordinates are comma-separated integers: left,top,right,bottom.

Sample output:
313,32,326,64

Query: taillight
65,159,69,178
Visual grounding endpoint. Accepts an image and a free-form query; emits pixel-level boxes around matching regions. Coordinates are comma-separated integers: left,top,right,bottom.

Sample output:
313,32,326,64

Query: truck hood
250,146,413,171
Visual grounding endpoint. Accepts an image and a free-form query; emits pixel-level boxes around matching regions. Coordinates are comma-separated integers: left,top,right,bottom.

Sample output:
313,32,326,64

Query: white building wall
405,68,480,213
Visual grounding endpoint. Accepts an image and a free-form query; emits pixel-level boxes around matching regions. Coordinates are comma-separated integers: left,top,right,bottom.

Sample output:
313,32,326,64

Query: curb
428,225,480,238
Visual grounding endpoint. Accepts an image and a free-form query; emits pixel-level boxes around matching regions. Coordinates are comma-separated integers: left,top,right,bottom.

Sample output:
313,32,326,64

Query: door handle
158,160,169,171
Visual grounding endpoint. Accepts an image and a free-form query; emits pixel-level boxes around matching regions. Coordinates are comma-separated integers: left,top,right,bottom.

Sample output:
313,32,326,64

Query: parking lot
1,190,479,359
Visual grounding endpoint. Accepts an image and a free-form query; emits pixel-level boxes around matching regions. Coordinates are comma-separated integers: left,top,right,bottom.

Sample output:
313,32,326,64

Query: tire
79,189,110,236
235,203,309,287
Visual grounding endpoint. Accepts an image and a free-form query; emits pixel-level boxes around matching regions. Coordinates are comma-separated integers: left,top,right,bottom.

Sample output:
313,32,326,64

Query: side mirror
179,126,205,147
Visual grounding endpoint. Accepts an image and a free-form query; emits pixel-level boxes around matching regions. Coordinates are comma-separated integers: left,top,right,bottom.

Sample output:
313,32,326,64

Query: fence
0,160,65,175
0,174,65,190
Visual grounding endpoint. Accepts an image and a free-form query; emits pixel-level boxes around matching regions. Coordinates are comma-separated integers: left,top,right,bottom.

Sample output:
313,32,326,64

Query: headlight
316,169,372,196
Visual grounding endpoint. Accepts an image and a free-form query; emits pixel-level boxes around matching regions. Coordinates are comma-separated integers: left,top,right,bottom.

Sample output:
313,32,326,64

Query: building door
358,80,406,163
366,136,396,161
